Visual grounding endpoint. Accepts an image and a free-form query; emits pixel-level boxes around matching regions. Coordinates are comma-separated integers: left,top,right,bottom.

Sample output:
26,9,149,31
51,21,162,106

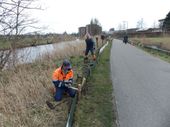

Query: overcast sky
31,0,170,33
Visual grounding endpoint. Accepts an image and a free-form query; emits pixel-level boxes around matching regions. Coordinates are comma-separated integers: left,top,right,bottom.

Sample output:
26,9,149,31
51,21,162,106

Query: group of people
52,33,96,101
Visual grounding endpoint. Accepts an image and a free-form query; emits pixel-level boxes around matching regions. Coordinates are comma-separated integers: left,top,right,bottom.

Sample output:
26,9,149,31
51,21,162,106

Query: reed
130,37,170,51
0,40,86,127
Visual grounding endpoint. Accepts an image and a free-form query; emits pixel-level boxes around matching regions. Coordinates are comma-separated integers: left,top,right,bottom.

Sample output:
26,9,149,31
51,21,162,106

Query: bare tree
1,0,41,34
118,23,122,30
0,0,41,70
90,18,101,26
163,11,170,32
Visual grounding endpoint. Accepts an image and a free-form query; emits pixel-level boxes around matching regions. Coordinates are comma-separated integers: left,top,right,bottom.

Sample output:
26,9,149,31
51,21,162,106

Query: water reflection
4,40,83,68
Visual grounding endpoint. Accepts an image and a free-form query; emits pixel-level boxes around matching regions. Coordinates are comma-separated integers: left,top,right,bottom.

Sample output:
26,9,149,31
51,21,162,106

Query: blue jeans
53,81,76,101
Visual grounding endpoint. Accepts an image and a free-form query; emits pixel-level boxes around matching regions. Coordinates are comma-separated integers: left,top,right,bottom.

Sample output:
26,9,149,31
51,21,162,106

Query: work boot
84,57,88,63
93,55,96,61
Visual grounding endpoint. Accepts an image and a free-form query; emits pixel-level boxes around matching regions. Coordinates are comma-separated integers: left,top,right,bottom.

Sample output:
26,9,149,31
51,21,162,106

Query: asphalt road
110,39,170,127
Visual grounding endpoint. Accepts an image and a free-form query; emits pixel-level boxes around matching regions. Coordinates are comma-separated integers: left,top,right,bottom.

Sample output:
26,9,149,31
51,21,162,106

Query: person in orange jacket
52,59,76,101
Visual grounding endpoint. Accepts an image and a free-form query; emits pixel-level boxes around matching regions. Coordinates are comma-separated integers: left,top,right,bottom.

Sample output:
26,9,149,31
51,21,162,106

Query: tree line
163,11,170,32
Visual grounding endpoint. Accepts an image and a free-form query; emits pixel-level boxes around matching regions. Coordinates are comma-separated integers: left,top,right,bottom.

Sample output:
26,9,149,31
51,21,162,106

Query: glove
64,83,72,88
64,80,72,85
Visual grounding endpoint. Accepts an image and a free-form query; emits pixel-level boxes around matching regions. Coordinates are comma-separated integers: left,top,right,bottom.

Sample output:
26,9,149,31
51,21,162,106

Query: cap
62,59,71,69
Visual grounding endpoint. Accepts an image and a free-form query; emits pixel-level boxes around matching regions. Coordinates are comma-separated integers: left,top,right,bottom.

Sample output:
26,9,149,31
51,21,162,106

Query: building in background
78,24,102,37
86,24,102,36
78,27,86,37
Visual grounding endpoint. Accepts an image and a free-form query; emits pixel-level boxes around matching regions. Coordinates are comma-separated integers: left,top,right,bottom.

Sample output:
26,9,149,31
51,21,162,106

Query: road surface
110,39,170,127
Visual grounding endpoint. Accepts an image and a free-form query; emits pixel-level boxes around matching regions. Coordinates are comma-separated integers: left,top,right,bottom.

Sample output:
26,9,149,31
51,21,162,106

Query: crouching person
52,59,76,101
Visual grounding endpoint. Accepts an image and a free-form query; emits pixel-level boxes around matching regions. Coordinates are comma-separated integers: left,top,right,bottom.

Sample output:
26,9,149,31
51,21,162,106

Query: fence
65,41,109,127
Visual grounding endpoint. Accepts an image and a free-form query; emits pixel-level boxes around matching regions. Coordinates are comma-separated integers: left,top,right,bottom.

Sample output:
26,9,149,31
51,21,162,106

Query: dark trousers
53,82,76,101
85,48,94,56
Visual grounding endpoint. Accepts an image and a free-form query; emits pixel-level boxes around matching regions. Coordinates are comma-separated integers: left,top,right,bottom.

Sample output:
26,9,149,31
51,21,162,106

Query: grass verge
130,37,170,50
130,37,170,63
139,46,170,63
73,42,117,127
131,38,170,63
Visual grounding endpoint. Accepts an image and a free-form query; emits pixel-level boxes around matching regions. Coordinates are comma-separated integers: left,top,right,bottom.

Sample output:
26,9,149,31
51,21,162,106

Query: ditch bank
129,40,170,63
73,42,117,127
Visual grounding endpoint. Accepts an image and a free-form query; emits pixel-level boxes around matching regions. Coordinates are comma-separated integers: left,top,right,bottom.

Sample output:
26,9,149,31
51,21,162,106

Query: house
86,24,102,36
126,28,138,33
78,24,102,37
78,27,86,37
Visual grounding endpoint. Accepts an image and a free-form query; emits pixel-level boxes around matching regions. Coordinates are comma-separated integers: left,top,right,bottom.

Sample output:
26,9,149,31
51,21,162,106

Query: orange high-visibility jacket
52,67,73,82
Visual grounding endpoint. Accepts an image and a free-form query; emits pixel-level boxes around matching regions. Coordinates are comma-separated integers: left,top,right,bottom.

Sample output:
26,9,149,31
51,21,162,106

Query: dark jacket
85,38,94,49
123,35,128,43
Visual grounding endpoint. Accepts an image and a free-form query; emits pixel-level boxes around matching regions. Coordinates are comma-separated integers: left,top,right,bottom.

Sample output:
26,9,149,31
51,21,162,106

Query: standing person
95,36,99,48
52,59,76,101
101,34,105,45
85,33,96,60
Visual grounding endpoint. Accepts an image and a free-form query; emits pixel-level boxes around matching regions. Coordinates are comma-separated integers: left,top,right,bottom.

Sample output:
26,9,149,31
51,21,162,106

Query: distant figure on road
123,35,128,44
84,33,96,61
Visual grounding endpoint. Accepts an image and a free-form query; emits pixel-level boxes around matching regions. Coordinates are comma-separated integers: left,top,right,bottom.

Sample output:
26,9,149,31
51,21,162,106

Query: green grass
74,43,117,127
0,40,10,50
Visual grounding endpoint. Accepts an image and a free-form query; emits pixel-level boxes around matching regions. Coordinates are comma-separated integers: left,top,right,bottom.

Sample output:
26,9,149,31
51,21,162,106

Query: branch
1,1,42,10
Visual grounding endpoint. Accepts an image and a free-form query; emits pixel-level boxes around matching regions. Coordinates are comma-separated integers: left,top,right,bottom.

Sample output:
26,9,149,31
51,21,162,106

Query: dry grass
0,39,104,127
0,39,93,127
130,37,170,50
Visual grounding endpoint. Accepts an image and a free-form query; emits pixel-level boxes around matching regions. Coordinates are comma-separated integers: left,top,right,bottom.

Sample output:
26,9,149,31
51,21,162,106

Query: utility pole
123,21,128,30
